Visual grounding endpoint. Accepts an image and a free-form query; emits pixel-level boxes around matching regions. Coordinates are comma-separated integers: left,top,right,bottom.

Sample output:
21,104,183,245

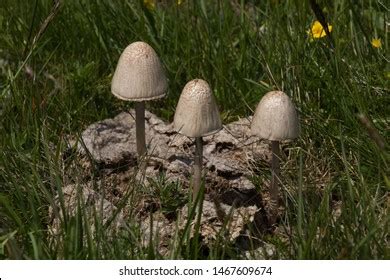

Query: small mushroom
111,41,168,157
173,79,222,198
250,91,299,224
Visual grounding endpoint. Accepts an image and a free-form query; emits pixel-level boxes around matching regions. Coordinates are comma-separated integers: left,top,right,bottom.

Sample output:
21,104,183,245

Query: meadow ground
0,0,389,259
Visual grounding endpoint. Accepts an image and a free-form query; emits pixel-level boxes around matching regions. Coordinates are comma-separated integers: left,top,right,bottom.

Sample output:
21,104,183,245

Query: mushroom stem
270,140,281,224
135,101,147,157
193,136,203,199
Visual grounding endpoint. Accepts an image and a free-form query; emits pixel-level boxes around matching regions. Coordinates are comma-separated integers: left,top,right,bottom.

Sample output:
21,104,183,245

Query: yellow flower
177,0,183,4
143,0,155,10
308,20,333,39
371,38,382,48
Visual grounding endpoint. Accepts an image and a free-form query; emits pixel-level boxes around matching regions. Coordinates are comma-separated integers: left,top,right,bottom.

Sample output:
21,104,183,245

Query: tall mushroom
173,79,222,199
111,41,168,157
250,91,299,225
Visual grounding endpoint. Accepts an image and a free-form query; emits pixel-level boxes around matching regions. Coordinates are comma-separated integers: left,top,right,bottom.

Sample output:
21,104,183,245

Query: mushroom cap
173,79,222,138
251,91,299,141
111,41,168,101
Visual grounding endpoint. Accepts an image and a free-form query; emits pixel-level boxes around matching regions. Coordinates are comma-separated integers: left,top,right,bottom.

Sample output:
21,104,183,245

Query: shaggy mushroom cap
251,91,299,140
174,79,222,138
111,41,168,101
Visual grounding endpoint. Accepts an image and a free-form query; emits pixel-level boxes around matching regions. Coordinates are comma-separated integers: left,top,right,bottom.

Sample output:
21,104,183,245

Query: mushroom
111,41,168,157
250,91,299,224
173,79,222,199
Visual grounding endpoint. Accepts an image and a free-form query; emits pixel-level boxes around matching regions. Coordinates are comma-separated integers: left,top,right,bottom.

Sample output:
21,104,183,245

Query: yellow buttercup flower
371,38,382,48
143,0,155,10
308,20,333,39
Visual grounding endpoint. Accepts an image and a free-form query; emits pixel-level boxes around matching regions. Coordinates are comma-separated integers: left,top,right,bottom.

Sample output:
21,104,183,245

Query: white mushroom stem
270,140,281,224
193,136,203,199
135,101,147,157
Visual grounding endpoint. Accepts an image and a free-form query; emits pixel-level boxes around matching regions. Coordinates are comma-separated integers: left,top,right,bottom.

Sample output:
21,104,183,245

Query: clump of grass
144,174,187,220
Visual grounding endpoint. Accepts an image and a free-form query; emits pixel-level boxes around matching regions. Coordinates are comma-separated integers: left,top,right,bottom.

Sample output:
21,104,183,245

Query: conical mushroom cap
174,79,222,138
251,91,299,141
111,41,168,101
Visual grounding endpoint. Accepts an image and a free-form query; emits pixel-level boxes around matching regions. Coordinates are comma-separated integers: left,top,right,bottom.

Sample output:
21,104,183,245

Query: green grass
0,0,389,259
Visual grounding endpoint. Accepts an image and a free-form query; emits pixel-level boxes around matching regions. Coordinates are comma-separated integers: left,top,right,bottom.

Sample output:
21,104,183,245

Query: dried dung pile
50,110,275,257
